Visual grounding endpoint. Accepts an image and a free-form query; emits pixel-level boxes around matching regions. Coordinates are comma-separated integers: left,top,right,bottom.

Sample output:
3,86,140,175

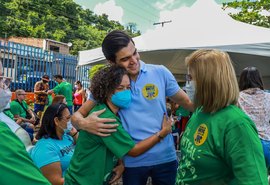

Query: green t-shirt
176,105,268,185
0,121,50,185
3,109,15,120
53,81,73,106
65,104,135,185
10,100,29,118
176,106,190,117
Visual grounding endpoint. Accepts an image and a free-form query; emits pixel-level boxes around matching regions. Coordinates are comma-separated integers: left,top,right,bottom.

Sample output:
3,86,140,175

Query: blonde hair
15,89,25,96
186,49,239,113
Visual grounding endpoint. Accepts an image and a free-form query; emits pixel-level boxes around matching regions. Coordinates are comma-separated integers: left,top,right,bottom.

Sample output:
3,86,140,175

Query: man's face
17,91,27,100
54,78,61,84
113,41,140,79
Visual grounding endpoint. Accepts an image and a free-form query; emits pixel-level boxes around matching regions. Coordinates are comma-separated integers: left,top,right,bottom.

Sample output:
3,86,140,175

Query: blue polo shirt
89,61,180,167
119,61,180,167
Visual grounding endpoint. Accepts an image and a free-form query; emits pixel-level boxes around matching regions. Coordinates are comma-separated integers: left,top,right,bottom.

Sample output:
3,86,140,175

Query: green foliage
89,64,106,80
223,0,270,28
0,0,141,55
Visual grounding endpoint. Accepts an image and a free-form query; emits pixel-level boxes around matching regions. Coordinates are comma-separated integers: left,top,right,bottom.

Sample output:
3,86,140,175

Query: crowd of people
0,30,269,185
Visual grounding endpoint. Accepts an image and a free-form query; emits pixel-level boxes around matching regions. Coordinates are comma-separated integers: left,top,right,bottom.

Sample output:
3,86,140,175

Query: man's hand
73,108,118,137
47,90,53,95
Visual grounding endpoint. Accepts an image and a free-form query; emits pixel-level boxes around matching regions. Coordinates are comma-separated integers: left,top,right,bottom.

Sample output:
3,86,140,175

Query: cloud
154,0,176,10
93,0,124,23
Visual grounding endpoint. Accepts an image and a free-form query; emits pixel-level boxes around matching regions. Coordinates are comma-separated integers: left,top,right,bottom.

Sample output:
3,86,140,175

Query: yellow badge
194,124,208,146
142,84,159,100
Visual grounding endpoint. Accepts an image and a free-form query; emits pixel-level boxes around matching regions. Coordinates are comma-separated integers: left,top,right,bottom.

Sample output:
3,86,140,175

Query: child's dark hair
90,65,128,103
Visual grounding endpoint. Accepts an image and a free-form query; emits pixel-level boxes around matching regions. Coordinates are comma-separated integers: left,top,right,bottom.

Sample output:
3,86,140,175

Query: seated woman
52,95,78,141
30,103,77,185
64,65,172,185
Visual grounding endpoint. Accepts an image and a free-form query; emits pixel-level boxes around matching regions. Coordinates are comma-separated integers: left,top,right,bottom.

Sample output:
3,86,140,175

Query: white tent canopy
78,0,270,88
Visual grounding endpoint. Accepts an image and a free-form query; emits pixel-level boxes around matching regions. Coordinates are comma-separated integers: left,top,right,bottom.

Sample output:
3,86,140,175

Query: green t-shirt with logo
10,100,29,118
176,105,268,185
65,104,135,185
0,121,50,185
53,81,73,106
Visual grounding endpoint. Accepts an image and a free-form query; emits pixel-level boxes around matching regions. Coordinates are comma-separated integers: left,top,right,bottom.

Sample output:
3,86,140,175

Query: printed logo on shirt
142,84,158,100
60,143,75,156
194,124,208,146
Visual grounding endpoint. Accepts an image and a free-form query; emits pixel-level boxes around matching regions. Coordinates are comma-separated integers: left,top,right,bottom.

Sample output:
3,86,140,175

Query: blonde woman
176,49,268,185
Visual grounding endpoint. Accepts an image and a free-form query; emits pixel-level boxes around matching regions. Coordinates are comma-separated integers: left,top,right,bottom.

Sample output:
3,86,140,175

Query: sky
74,0,238,33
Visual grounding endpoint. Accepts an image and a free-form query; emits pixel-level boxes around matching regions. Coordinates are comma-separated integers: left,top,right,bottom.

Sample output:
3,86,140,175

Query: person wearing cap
34,75,50,119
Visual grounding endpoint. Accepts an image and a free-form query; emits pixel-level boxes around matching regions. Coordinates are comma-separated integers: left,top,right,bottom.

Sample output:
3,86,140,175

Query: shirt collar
140,60,147,73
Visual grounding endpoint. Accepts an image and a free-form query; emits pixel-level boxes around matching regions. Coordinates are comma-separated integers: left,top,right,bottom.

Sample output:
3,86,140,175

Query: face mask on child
111,90,132,109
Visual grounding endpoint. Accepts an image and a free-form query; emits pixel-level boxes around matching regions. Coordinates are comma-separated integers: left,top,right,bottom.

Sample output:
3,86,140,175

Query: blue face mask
63,121,73,134
111,90,132,109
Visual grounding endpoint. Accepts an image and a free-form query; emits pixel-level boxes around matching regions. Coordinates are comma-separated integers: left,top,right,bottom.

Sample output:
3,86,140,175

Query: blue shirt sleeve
31,140,60,168
160,65,180,97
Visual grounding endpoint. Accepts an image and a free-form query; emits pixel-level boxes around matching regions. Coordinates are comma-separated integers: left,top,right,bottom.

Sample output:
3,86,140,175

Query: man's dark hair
36,103,68,140
102,30,135,63
53,75,63,80
90,65,128,103
239,66,264,91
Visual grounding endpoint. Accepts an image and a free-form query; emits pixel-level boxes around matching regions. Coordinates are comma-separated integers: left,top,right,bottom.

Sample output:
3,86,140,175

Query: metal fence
76,65,92,90
0,41,78,92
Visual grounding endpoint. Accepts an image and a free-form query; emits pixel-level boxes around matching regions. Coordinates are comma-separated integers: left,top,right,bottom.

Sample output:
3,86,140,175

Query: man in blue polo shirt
72,30,193,185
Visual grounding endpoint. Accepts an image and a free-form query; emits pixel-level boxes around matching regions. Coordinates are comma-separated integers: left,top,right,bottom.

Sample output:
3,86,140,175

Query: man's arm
81,90,86,103
71,100,118,137
170,89,194,112
13,114,34,124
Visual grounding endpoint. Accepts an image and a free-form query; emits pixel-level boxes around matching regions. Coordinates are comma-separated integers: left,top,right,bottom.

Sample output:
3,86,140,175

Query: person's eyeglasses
185,74,192,81
0,76,12,90
18,94,27,96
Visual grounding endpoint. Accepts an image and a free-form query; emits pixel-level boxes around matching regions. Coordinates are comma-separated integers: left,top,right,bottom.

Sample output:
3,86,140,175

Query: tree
223,0,270,28
89,64,105,79
0,0,141,55
126,22,141,37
